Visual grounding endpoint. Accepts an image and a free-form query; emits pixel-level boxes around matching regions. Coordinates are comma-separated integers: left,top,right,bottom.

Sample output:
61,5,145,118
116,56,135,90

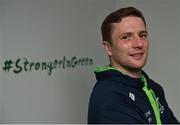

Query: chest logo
129,92,135,101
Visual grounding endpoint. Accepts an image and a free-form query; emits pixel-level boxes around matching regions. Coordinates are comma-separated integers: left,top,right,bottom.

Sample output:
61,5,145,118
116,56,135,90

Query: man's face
103,16,149,73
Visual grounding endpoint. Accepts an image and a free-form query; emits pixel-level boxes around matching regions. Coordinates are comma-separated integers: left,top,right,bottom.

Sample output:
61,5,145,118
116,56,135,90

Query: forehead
112,16,146,34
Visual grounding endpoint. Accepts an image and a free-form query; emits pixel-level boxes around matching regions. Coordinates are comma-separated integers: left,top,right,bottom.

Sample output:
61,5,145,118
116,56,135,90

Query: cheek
145,44,149,52
111,41,130,57
112,46,127,59
144,41,149,49
112,45,122,54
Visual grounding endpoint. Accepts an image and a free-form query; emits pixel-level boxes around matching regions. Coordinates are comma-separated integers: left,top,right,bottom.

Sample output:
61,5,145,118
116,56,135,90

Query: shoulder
148,79,165,96
90,79,129,109
149,79,163,89
142,71,164,96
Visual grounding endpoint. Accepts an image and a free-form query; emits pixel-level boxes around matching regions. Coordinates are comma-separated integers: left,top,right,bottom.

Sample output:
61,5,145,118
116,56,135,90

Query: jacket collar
94,66,150,89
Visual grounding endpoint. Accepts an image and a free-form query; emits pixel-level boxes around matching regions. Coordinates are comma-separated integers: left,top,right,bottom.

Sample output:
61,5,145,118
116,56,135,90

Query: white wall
115,0,180,120
0,0,179,123
0,0,115,123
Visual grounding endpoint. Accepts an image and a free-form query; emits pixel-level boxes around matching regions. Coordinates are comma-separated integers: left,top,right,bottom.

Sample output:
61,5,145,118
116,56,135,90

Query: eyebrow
120,30,148,36
139,30,148,34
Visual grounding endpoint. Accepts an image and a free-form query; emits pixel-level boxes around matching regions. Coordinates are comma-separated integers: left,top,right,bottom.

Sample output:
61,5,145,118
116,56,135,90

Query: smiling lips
129,52,144,59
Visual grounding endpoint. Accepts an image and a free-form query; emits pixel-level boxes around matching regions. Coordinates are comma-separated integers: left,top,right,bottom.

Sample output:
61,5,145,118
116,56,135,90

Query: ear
103,41,112,56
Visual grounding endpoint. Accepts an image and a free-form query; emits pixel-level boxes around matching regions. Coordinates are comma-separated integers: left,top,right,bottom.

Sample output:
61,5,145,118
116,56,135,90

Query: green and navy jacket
88,66,179,124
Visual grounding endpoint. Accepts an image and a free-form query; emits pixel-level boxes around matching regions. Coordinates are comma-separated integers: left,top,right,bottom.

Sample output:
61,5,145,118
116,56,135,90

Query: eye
121,34,131,40
140,34,147,38
139,32,148,39
122,36,129,39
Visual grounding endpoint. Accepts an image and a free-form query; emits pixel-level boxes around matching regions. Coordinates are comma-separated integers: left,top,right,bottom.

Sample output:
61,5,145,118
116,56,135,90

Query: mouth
129,52,144,59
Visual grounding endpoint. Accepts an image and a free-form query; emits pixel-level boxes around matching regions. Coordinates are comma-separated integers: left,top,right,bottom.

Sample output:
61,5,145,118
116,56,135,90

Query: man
88,7,179,124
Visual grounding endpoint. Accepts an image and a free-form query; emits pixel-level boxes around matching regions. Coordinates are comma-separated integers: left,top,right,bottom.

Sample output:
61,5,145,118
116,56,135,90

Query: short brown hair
101,7,146,44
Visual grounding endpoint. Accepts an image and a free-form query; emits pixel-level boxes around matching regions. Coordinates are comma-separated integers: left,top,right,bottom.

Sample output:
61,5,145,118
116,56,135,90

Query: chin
132,62,146,69
135,59,147,67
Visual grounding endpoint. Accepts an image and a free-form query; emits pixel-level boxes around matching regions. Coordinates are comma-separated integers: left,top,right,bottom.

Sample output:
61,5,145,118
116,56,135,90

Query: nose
132,36,143,48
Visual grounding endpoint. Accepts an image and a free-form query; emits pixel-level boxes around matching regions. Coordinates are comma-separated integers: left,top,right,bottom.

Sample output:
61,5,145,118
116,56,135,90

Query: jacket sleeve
162,93,179,123
153,82,179,124
165,106,179,124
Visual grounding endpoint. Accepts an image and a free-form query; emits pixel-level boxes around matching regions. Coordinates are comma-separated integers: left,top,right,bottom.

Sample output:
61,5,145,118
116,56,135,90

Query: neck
110,63,142,78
